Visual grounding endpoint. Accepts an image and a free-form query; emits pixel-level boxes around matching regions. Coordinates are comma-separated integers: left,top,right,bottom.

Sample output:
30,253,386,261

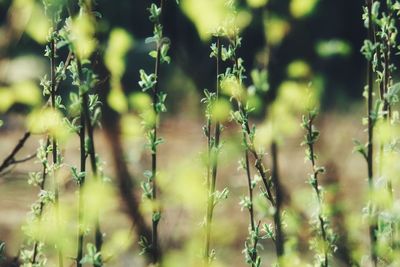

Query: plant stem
84,92,103,253
76,59,87,267
271,142,284,258
380,10,393,199
305,115,328,267
150,1,164,262
245,149,255,235
229,32,281,259
0,132,31,175
49,33,64,267
244,146,258,265
204,36,222,264
242,115,275,207
366,1,377,265
31,138,51,264
68,0,103,263
75,60,104,267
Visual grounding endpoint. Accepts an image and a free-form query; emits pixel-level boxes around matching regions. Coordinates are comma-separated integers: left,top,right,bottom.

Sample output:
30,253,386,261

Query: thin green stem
76,59,87,267
366,1,378,265
230,33,280,260
204,36,222,264
244,147,258,265
305,115,328,267
239,104,275,207
69,1,103,263
50,33,64,267
149,0,164,262
271,142,284,258
31,138,51,264
83,85,103,258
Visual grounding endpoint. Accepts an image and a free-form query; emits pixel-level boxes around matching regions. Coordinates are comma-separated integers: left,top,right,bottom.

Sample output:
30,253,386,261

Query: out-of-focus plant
181,0,251,41
290,0,320,19
301,109,337,267
105,28,133,114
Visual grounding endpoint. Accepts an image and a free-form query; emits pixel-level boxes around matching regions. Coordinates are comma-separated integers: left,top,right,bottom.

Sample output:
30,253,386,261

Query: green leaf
353,139,368,160
386,83,400,104
160,43,171,64
152,211,161,223
0,241,5,261
141,181,152,199
149,50,158,58
155,92,168,113
209,43,218,58
80,243,102,266
71,167,86,184
138,236,151,255
143,170,153,180
250,69,269,92
138,69,157,91
148,3,161,22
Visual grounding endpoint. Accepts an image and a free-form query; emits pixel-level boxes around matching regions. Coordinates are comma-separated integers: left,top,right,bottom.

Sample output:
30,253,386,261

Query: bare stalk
0,132,31,175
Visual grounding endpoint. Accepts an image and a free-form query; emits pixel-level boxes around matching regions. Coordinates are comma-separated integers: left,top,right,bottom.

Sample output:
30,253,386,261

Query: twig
0,132,31,174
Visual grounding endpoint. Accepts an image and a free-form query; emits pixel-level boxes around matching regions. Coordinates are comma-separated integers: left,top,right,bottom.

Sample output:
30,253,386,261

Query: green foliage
139,69,157,92
138,236,151,256
0,242,5,262
80,243,102,266
3,0,400,266
250,69,269,92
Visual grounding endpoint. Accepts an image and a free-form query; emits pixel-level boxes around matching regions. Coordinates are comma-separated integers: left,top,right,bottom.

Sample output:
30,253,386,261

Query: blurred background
0,0,378,266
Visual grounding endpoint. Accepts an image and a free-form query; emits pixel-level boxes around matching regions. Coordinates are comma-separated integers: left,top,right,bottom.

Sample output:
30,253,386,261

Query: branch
0,132,32,175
